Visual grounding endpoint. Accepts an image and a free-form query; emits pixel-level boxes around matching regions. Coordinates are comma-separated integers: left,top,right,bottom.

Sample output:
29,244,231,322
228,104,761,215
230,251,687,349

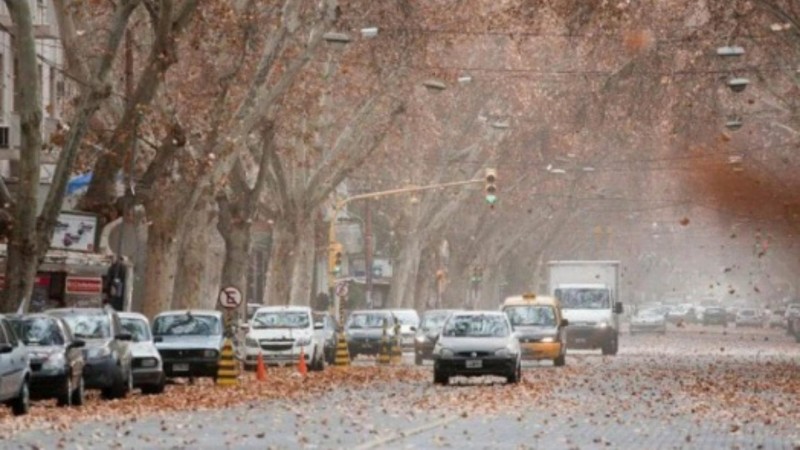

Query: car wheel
433,367,449,385
312,349,325,372
601,336,618,356
11,379,30,416
71,376,85,406
57,375,73,407
414,354,423,366
553,354,566,367
142,376,166,395
507,360,521,384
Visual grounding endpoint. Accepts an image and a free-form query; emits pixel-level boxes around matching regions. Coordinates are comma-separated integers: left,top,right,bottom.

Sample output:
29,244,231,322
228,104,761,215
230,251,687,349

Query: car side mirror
410,326,417,332
69,339,86,349
561,318,569,327
614,302,624,314
0,343,12,354
117,332,133,341
314,321,324,330
153,336,164,343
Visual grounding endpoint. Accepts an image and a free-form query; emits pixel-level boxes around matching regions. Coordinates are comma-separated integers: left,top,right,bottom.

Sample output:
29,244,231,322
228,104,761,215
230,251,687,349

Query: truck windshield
556,289,610,310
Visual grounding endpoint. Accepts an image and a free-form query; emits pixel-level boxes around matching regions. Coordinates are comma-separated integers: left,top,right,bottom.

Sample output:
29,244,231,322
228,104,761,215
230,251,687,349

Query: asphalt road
5,324,800,450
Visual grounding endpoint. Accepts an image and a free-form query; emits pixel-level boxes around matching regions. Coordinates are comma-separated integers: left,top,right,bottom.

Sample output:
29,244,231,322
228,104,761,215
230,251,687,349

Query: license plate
173,363,189,372
465,359,482,369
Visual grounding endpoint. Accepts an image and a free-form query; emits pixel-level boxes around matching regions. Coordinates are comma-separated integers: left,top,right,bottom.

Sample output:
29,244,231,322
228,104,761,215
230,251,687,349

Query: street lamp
716,46,745,58
726,77,750,93
323,32,352,46
423,78,447,92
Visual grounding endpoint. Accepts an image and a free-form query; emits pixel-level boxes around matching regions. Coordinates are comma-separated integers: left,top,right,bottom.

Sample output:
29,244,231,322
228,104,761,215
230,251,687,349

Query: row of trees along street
1,0,800,314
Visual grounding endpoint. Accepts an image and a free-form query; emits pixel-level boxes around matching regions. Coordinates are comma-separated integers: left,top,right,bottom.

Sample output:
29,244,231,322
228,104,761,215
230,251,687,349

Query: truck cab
548,261,623,355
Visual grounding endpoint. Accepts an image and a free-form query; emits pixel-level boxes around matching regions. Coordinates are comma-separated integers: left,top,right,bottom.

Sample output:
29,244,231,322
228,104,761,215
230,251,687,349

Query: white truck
547,260,623,355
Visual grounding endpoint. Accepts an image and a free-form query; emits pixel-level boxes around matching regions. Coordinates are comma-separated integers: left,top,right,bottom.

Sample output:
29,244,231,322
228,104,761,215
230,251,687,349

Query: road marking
354,415,460,450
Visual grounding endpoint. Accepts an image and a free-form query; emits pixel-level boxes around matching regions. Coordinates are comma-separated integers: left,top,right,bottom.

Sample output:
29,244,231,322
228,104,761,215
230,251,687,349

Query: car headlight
415,335,428,343
494,347,516,357
540,337,555,343
140,357,158,368
42,353,66,371
87,346,112,360
295,337,312,347
438,348,454,358
245,337,259,348
203,349,218,358
596,322,609,328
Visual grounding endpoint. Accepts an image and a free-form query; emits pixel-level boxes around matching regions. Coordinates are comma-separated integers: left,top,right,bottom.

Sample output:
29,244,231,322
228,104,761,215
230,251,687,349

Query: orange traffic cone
256,352,267,382
297,347,308,376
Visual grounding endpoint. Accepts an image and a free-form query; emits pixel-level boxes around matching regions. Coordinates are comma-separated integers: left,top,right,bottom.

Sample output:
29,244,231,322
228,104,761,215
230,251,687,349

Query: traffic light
484,168,497,208
328,242,344,276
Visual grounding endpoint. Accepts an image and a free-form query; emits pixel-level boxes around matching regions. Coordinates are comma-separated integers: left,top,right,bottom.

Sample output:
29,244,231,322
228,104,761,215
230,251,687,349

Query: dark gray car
432,311,521,385
345,310,398,358
46,308,133,400
0,314,31,415
7,314,86,406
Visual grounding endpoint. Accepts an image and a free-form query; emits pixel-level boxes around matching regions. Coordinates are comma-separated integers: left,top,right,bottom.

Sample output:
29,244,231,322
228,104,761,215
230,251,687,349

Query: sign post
218,286,243,338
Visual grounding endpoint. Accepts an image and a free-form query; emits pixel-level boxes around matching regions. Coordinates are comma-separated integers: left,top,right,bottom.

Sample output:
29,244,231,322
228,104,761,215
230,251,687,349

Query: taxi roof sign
522,293,536,299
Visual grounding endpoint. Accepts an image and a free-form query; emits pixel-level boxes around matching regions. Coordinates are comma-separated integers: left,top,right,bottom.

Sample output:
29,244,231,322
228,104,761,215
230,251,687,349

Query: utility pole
364,200,374,309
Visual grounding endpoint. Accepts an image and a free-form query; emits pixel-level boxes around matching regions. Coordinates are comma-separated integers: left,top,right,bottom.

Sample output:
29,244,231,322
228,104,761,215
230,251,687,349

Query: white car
389,309,420,349
119,312,165,394
629,309,667,335
243,306,325,371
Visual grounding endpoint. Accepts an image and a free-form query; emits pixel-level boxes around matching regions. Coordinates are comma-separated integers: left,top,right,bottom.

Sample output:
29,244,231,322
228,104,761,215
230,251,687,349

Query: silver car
630,309,667,335
120,312,165,394
0,315,31,415
153,310,224,380
432,311,521,385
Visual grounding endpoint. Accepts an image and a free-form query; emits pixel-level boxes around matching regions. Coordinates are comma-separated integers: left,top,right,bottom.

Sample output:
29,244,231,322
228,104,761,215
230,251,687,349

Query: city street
2,325,799,449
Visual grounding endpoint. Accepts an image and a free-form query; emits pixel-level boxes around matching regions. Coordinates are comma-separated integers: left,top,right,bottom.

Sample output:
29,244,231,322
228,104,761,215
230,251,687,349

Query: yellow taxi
501,294,568,366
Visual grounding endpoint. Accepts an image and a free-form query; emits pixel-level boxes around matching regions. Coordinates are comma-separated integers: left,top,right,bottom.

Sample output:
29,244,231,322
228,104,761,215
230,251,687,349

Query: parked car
785,304,800,335
629,308,667,335
414,310,457,365
242,306,325,370
432,311,521,385
388,309,420,349
345,310,398,358
47,307,133,399
313,312,338,365
702,307,728,327
120,312,165,394
0,314,31,415
502,294,568,367
665,304,696,324
7,314,85,406
735,308,763,327
153,310,224,380
766,309,786,329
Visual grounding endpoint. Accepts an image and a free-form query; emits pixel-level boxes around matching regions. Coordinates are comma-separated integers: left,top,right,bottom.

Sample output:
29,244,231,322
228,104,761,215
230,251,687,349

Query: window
0,319,8,345
2,320,19,346
0,53,5,117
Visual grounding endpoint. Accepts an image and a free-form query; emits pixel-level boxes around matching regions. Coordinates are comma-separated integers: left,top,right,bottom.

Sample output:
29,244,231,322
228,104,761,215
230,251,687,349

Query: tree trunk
172,203,215,310
288,213,316,306
141,220,181,319
265,219,294,306
219,223,251,314
0,0,42,313
387,233,422,308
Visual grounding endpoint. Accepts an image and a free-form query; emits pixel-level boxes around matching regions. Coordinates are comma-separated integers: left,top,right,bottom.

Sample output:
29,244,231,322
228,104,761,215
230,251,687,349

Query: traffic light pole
327,177,486,318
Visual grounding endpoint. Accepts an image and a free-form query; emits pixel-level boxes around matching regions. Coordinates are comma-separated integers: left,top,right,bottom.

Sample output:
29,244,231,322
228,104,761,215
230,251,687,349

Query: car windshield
9,317,64,346
442,314,509,338
420,312,451,331
120,317,152,342
504,306,556,327
393,311,419,326
555,288,610,310
347,313,391,329
153,314,221,336
51,311,110,339
252,311,310,329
